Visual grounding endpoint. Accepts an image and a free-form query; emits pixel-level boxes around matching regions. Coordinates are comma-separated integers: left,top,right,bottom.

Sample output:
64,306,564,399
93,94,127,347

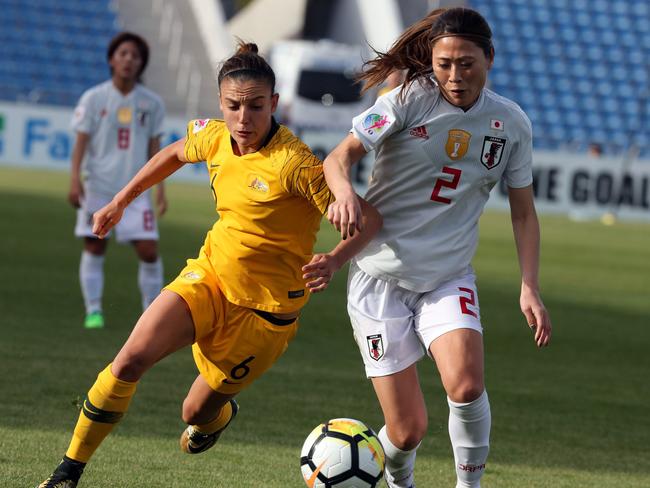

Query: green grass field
1,166,649,487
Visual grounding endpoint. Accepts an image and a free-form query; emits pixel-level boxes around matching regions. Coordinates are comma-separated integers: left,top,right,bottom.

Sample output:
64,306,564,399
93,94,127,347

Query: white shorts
347,262,483,378
74,192,158,243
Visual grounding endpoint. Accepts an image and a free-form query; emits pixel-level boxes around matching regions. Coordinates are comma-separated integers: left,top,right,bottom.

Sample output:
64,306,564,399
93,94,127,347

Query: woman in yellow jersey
37,42,382,488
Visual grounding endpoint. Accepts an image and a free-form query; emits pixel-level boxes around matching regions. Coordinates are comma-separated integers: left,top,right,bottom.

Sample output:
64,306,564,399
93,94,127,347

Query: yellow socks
194,400,233,434
65,364,137,463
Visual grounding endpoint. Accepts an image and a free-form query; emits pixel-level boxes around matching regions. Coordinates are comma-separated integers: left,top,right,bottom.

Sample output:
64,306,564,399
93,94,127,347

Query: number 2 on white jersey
430,166,461,204
458,286,478,318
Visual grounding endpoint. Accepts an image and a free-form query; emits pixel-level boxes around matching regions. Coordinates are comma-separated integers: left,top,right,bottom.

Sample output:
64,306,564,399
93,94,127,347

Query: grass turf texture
0,166,649,487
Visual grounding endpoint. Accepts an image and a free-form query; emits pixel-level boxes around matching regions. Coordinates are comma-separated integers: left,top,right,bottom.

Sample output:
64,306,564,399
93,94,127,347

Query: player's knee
138,250,158,262
448,382,484,404
142,253,159,263
84,237,107,255
111,352,151,382
133,240,158,262
388,417,428,450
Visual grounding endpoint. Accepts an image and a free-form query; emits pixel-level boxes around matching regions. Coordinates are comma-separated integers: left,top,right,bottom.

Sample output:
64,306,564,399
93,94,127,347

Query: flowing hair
358,7,493,100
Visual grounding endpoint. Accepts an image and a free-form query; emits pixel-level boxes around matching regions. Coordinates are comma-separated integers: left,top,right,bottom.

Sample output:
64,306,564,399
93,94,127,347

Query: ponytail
217,39,276,92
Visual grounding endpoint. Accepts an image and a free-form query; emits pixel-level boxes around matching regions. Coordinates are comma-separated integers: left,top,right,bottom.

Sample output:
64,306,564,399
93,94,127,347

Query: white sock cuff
80,251,104,314
378,425,421,460
138,258,162,270
448,390,490,421
81,250,105,265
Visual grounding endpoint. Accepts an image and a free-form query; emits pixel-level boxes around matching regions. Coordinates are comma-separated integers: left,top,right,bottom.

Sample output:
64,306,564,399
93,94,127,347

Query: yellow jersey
184,118,333,313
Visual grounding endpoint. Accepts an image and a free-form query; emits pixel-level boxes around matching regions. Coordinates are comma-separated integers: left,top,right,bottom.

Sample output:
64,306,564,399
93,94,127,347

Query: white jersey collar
436,86,486,115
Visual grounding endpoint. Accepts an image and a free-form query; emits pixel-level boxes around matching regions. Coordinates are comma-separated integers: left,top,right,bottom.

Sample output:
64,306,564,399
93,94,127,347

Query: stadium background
0,0,648,487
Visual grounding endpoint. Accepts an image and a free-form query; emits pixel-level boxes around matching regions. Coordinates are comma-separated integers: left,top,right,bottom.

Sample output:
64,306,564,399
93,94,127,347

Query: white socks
378,426,419,488
138,258,163,310
80,251,104,314
80,252,162,314
378,390,490,488
448,390,491,488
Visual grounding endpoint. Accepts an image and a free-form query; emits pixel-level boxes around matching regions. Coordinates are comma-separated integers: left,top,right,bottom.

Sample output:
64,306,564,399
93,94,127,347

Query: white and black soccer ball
300,418,385,488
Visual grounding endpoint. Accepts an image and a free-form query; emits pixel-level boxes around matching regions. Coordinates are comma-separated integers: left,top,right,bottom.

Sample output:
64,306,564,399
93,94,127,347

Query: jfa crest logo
367,334,384,361
481,136,506,169
445,129,471,160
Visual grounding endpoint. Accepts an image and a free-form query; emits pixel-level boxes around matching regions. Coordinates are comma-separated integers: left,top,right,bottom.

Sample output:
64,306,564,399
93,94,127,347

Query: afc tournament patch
366,334,384,361
193,118,210,134
481,136,506,169
72,105,86,124
362,113,390,136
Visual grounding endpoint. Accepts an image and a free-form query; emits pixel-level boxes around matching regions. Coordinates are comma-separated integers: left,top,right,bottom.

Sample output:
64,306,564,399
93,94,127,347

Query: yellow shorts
164,254,299,395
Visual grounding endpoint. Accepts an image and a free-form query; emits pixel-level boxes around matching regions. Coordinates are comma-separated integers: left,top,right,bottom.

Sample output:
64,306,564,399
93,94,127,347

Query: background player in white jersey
69,32,166,329
324,8,552,488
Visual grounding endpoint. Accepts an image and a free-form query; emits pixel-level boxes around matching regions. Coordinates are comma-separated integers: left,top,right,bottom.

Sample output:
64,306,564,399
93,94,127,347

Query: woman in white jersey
324,8,552,488
69,32,166,329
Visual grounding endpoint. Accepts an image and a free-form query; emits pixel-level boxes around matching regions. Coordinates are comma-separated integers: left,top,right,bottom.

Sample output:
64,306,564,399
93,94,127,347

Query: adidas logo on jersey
409,125,429,140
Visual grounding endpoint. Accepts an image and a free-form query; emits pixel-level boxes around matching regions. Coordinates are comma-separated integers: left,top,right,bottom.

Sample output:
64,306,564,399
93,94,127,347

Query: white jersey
351,79,533,292
71,80,165,196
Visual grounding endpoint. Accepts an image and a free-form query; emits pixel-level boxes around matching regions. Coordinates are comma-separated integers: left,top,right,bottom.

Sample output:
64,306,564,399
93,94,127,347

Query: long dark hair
217,40,276,93
359,7,493,98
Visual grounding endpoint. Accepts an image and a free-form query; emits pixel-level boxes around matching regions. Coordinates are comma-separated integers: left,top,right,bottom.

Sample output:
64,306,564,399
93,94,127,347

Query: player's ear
486,47,495,70
271,93,279,113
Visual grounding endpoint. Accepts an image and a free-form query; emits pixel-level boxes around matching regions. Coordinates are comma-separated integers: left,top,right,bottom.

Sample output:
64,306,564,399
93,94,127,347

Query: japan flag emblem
490,119,504,131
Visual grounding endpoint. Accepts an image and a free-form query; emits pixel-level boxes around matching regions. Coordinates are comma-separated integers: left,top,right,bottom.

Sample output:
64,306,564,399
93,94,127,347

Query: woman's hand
327,191,363,240
520,284,552,348
68,178,84,208
156,191,168,217
323,134,368,240
92,199,125,239
302,253,342,293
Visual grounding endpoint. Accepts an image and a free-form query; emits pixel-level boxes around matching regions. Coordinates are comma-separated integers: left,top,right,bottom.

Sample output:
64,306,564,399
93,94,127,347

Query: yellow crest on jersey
117,106,132,124
445,129,471,160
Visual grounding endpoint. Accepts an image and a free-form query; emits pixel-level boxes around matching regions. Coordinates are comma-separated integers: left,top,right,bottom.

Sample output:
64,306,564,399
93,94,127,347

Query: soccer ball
300,418,385,487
